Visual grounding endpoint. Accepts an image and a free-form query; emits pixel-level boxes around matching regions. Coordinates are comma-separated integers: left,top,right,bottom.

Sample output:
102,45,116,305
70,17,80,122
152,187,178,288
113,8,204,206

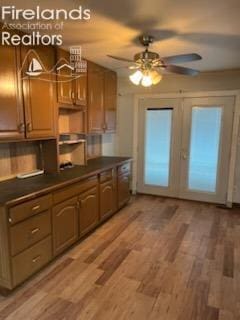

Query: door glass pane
188,107,222,192
144,108,172,187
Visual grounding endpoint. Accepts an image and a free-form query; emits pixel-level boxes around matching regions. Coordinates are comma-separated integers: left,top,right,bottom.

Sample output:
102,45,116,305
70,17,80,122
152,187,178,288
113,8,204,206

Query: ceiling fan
107,35,202,87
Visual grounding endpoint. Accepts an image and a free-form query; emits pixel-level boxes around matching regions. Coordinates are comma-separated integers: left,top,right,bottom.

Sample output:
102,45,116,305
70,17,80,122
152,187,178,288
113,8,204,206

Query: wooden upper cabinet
21,45,56,139
57,48,87,108
104,70,117,133
74,72,87,107
57,49,72,106
87,61,104,133
0,34,24,140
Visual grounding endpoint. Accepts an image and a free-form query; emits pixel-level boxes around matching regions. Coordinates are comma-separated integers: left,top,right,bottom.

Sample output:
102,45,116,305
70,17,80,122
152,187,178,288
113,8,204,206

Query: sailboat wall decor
26,58,43,76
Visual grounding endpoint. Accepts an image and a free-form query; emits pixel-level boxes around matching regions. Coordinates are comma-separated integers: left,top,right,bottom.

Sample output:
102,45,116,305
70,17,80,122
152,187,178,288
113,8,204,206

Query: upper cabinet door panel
57,49,73,106
74,65,87,107
87,62,104,133
0,37,24,140
22,46,57,138
104,70,117,133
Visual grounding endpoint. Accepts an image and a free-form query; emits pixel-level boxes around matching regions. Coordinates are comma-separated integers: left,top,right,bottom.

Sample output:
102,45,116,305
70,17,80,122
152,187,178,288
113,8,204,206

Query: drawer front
118,162,131,176
9,194,52,225
100,169,114,183
12,236,52,287
10,210,51,256
53,176,98,204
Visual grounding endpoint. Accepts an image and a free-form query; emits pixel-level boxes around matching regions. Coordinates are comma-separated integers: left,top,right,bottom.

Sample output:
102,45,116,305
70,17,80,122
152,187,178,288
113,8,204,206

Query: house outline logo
56,64,74,72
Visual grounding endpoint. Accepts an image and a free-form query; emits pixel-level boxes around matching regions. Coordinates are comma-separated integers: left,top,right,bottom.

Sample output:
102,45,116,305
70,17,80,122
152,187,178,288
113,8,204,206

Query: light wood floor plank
1,195,240,319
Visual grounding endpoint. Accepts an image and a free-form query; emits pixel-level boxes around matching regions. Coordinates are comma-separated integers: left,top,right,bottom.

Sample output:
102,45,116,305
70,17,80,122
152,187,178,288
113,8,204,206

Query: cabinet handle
31,227,40,235
8,217,12,224
71,91,75,100
18,123,25,133
32,205,40,211
27,123,32,132
32,255,41,263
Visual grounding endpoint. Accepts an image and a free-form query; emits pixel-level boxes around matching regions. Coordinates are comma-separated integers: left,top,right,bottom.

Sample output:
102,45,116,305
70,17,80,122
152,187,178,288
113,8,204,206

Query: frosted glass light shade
129,70,143,85
150,70,162,85
141,75,152,87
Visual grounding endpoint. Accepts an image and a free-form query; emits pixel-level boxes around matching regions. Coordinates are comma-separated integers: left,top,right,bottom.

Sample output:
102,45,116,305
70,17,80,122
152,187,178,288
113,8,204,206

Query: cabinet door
0,35,24,140
100,180,115,220
74,63,87,107
22,46,56,138
52,197,78,256
79,186,99,236
87,62,104,133
118,173,131,208
57,49,73,106
104,70,117,133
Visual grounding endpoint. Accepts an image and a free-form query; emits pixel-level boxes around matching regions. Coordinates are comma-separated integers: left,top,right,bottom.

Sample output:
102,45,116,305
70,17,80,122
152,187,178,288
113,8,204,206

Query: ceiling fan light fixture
129,70,143,85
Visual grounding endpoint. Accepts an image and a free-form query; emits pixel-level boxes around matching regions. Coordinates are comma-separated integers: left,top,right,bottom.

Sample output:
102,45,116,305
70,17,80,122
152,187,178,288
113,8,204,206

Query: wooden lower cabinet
100,180,115,220
0,160,131,292
118,173,131,209
79,187,99,236
52,197,79,256
12,236,52,287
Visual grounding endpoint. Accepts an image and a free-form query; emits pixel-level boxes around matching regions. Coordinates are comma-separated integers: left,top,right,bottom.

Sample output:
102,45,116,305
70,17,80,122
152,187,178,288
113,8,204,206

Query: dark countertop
0,156,132,207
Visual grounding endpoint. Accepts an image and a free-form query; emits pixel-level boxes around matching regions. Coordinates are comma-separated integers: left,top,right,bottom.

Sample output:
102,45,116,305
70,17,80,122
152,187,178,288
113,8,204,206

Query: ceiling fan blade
165,65,199,76
161,53,202,64
107,55,133,63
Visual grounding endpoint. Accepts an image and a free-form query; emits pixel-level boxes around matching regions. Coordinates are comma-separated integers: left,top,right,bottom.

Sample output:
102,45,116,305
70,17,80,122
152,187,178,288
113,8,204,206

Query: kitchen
0,1,240,319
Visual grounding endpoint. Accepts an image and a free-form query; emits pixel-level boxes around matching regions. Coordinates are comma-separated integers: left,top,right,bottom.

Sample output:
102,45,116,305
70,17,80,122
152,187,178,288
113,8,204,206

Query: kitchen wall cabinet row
57,49,117,134
0,32,117,141
0,160,131,292
0,40,57,140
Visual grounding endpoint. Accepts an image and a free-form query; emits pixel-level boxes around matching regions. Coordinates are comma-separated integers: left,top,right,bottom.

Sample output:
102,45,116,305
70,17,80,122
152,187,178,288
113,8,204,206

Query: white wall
102,133,117,156
116,69,240,202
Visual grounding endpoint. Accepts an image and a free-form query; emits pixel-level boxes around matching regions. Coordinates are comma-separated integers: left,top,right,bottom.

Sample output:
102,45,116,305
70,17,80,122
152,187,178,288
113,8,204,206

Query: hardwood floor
1,195,240,320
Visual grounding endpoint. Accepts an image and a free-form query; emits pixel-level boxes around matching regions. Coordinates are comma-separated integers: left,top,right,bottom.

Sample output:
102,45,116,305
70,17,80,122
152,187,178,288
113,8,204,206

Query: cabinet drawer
10,210,51,256
9,194,52,225
100,169,113,183
118,162,130,176
53,176,98,204
12,236,52,287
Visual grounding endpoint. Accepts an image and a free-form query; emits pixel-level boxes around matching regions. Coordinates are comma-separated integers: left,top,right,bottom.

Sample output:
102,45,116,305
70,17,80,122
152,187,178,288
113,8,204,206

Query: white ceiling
2,0,240,75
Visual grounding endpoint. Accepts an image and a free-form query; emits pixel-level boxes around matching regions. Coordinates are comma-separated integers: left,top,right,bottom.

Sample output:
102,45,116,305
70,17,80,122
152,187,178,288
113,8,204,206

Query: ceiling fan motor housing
134,51,160,63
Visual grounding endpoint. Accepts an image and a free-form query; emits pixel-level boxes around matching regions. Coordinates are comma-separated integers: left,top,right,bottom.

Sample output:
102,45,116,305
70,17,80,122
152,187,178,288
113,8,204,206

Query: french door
137,96,235,203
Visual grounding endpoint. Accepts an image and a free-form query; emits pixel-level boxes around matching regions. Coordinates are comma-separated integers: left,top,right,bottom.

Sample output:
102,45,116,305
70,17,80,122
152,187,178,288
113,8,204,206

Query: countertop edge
3,157,132,208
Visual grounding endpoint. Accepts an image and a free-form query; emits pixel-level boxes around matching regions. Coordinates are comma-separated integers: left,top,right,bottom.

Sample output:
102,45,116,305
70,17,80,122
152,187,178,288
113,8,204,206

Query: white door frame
132,90,240,206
